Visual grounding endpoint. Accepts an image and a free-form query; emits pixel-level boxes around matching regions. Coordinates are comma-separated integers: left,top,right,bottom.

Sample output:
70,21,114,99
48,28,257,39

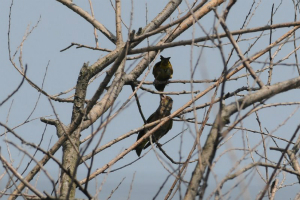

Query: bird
152,55,173,91
135,95,173,157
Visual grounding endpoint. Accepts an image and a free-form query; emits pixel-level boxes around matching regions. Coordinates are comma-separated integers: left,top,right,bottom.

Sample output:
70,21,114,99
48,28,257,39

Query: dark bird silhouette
135,95,173,157
152,55,173,91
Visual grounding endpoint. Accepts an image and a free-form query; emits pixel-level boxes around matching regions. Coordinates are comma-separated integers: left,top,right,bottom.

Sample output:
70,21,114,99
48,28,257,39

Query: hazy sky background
1,0,300,199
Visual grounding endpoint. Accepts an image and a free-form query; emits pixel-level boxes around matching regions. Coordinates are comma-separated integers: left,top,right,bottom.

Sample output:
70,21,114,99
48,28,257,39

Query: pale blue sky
1,0,300,199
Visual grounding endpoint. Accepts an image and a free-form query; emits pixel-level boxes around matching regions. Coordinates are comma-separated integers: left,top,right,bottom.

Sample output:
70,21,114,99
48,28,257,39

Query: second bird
153,55,173,91
135,95,173,157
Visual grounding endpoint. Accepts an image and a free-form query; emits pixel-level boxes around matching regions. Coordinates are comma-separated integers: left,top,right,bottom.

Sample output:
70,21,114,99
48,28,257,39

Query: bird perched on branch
135,95,173,157
153,55,173,91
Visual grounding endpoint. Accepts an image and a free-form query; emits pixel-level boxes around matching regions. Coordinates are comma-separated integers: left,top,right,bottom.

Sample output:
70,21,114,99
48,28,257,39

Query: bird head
160,55,171,66
159,95,173,115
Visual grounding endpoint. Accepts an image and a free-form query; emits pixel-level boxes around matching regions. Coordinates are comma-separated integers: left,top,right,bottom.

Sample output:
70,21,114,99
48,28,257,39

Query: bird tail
135,146,143,157
154,80,166,91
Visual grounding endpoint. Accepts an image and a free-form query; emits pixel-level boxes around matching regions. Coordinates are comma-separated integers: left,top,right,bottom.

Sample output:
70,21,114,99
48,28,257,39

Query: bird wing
158,119,173,140
143,118,173,149
137,112,155,141
170,65,173,78
153,61,161,79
